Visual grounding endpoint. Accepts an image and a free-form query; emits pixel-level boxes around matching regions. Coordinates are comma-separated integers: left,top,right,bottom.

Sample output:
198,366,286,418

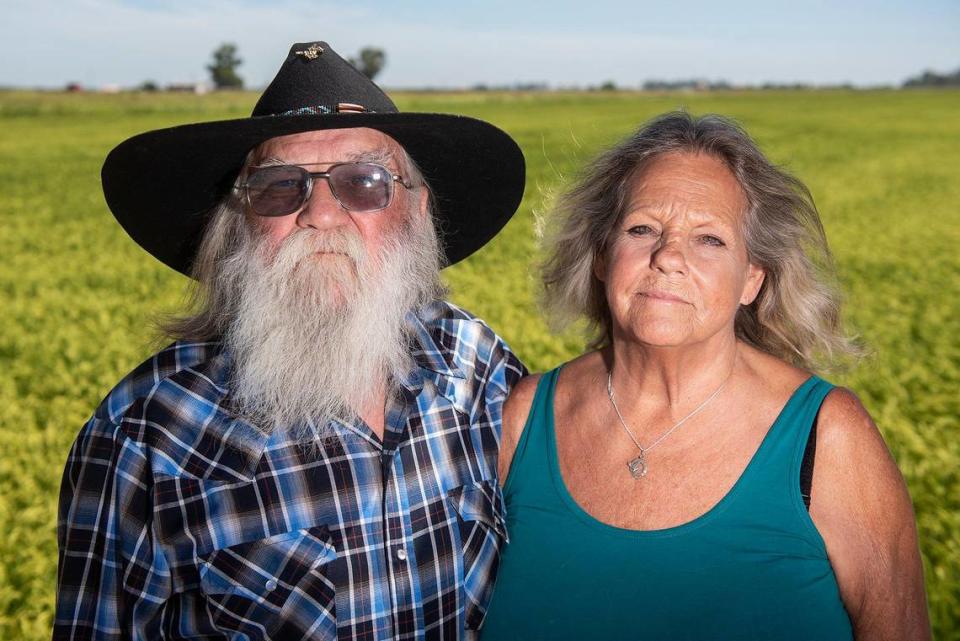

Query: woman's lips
641,290,688,303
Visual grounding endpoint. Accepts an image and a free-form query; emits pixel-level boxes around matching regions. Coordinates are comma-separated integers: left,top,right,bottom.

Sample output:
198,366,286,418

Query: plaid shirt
55,300,525,641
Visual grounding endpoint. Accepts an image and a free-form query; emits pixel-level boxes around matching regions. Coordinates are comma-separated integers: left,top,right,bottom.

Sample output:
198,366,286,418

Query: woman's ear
740,263,765,306
593,248,607,283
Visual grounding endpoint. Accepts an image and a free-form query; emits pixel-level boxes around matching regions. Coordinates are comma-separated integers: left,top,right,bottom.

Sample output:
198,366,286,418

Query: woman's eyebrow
622,203,737,225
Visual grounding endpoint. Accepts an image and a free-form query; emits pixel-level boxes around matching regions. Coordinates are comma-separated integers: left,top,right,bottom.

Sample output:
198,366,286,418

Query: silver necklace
606,371,731,479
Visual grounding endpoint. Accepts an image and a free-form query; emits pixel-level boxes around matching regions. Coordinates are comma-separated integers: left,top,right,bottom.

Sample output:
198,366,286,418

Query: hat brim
101,112,525,275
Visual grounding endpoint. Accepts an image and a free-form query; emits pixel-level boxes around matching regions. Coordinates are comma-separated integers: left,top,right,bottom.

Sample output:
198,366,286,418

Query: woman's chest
553,409,772,530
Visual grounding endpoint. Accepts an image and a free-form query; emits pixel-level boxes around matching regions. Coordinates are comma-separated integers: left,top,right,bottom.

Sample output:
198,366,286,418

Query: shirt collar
405,303,466,382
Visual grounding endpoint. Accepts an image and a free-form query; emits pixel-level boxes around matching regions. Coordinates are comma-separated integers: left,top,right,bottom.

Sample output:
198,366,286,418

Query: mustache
265,227,366,267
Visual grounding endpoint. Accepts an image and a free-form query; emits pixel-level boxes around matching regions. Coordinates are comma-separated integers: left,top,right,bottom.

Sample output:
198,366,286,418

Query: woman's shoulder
505,352,604,421
737,343,815,406
503,373,543,431
818,385,872,429
499,353,602,481
739,342,873,433
815,386,893,482
739,342,893,485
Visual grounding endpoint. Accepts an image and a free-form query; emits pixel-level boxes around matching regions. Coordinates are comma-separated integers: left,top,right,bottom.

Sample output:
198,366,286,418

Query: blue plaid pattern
55,300,525,640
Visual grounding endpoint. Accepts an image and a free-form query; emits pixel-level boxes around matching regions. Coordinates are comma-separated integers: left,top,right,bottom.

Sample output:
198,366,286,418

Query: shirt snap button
265,578,278,591
396,548,407,561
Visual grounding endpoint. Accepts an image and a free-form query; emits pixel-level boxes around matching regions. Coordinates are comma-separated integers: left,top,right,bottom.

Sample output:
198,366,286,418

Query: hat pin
294,44,324,60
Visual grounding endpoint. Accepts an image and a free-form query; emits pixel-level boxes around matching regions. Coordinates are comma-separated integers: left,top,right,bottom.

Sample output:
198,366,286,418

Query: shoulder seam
93,340,224,423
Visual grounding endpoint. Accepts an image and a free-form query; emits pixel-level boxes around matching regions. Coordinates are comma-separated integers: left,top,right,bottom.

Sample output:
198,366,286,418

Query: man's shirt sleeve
482,335,527,423
55,414,171,640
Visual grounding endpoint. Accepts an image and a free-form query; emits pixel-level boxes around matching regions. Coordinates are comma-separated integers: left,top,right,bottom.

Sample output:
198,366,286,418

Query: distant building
165,82,210,94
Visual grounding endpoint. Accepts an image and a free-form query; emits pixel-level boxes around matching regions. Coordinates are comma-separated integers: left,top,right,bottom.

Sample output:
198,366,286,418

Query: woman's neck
607,331,740,411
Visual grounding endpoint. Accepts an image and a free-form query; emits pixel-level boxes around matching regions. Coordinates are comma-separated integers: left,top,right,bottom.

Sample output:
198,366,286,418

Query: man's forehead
253,127,404,162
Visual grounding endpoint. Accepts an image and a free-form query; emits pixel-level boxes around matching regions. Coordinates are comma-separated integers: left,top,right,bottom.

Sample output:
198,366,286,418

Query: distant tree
903,68,960,88
138,80,159,92
348,47,386,80
207,43,244,90
599,80,617,91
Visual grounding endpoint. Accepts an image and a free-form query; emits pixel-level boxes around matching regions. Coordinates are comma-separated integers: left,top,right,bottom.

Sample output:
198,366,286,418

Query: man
55,41,526,640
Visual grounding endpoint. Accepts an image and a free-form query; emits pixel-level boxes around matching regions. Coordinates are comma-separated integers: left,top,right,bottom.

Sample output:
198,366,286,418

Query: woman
481,113,929,640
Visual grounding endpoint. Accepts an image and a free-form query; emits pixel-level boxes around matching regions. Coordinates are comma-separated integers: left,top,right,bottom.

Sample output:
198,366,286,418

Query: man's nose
296,178,351,230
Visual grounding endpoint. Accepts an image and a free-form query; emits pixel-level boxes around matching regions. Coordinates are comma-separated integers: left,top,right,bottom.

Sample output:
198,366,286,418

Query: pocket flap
446,480,508,540
199,525,337,598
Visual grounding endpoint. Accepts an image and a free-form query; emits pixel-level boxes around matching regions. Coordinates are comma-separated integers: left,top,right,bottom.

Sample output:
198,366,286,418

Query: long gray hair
541,111,860,371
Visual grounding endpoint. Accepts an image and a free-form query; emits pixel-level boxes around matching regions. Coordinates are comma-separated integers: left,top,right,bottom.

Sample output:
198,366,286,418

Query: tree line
133,44,958,92
207,43,385,90
903,68,960,88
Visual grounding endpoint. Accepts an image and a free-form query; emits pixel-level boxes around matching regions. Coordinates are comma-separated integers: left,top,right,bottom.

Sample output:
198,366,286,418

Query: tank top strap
787,376,835,470
502,367,562,499
732,375,835,512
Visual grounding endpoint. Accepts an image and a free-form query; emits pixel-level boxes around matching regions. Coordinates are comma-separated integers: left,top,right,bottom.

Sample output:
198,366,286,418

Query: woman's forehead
626,152,747,220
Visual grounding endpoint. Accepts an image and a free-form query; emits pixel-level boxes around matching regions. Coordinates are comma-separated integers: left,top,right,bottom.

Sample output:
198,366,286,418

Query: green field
1,88,958,639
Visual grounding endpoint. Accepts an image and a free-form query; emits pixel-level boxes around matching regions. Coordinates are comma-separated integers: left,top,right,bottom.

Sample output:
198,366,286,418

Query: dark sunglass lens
329,163,392,211
246,166,308,216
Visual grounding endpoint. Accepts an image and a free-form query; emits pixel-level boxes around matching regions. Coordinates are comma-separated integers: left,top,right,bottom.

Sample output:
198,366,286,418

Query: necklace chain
606,370,731,479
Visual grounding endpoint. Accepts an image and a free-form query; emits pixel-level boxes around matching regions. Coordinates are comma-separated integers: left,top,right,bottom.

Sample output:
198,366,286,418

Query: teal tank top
481,368,853,641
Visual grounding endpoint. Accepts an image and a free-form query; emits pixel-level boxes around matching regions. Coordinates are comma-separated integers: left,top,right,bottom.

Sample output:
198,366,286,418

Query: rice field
1,87,958,639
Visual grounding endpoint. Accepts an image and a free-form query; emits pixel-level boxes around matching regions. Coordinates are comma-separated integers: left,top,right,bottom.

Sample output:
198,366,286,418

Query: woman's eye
700,235,725,247
628,225,656,236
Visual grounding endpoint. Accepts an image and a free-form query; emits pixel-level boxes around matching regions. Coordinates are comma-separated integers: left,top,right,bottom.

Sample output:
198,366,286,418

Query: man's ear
740,263,765,306
417,188,429,220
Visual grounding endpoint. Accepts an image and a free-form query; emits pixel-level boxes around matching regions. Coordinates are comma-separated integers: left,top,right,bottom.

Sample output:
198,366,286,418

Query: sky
2,0,958,90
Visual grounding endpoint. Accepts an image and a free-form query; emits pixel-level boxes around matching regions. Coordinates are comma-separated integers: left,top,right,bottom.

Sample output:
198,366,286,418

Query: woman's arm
810,387,931,641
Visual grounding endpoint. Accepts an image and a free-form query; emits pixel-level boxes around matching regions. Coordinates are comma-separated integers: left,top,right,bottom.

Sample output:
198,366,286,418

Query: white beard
221,214,443,437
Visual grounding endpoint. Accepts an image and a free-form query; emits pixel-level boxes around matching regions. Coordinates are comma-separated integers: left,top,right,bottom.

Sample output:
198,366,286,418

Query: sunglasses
240,162,413,217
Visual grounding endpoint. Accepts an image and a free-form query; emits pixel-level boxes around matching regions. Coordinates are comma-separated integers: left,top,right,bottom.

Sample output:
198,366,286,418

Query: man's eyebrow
346,149,396,165
252,151,397,166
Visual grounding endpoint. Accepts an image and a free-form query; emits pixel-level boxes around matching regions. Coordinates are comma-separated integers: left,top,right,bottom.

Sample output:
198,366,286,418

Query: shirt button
396,548,407,561
265,578,278,591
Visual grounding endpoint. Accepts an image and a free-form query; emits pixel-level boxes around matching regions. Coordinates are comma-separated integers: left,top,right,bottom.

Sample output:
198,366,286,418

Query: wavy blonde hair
541,111,860,371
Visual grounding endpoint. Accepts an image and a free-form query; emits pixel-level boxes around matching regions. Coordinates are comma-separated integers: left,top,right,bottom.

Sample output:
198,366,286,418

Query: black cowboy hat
101,41,525,276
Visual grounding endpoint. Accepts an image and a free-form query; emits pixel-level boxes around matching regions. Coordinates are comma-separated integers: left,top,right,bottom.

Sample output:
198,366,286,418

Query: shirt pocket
199,525,338,639
446,479,509,631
